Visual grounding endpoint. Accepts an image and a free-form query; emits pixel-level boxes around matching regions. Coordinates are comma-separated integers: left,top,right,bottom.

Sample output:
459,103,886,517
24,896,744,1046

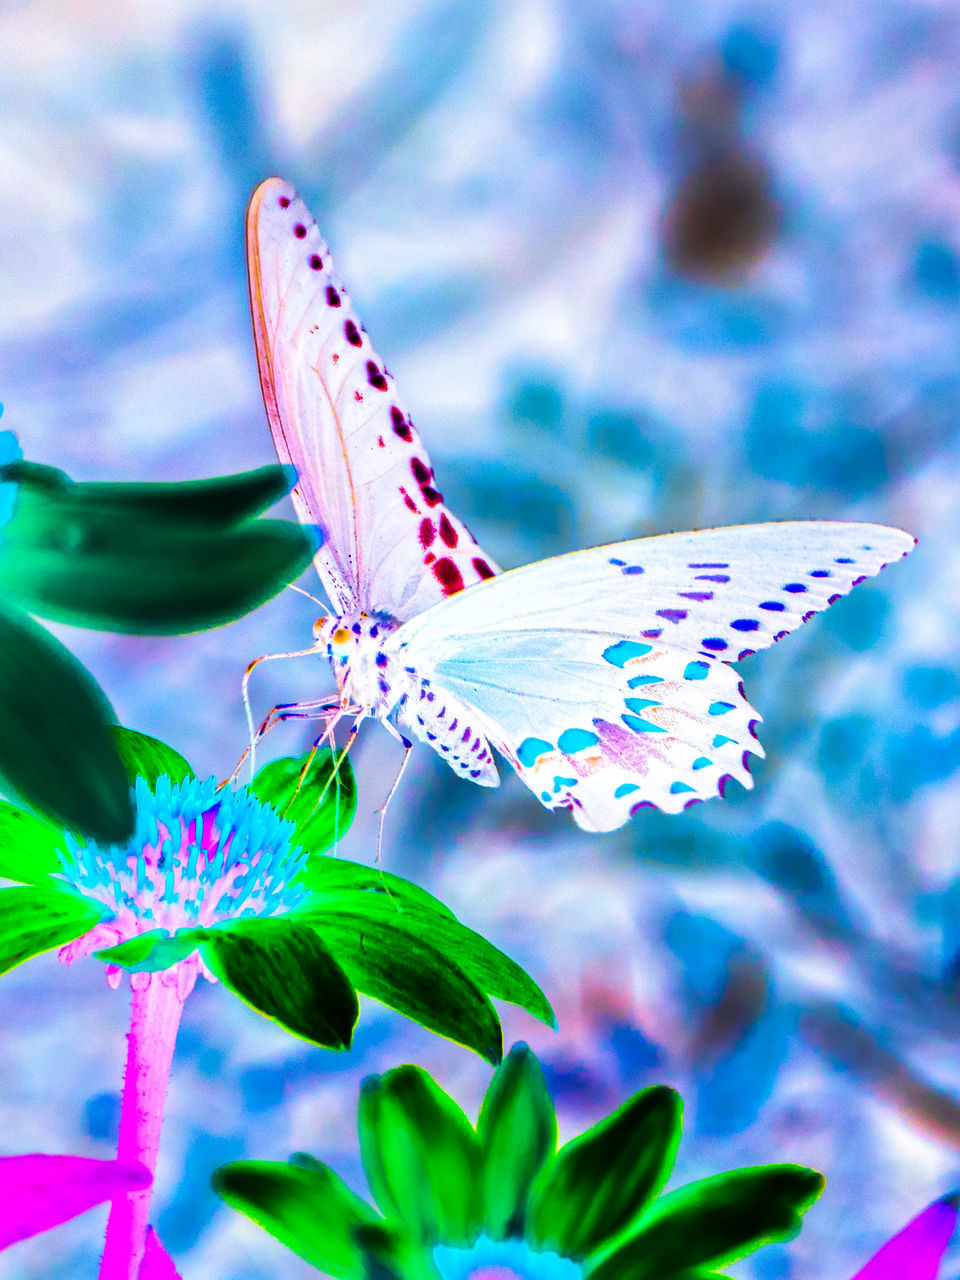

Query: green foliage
359,1066,482,1246
192,916,359,1049
0,885,108,976
295,896,553,1064
531,1085,683,1259
110,727,194,788
212,1157,386,1279
251,747,357,854
0,801,67,883
93,929,198,974
585,1165,825,1280
478,1043,557,1239
0,602,133,843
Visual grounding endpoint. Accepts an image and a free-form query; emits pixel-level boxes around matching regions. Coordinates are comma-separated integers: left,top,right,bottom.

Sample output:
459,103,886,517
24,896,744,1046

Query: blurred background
2,0,960,1276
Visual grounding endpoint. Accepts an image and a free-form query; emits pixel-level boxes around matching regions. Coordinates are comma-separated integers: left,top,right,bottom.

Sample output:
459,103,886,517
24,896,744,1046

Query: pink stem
99,974,186,1280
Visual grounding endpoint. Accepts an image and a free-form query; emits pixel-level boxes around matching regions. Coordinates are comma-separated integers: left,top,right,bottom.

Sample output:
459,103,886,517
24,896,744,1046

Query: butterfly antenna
286,582,328,609
239,644,325,781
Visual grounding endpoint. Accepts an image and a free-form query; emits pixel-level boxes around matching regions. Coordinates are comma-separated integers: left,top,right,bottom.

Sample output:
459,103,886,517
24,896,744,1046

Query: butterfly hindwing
246,177,500,619
389,521,914,829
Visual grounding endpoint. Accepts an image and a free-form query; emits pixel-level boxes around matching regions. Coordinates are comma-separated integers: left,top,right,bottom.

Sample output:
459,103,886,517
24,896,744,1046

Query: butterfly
245,176,914,833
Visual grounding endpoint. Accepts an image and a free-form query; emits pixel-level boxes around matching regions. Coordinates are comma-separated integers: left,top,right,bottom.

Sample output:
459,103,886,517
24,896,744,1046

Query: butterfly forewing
246,177,500,620
389,521,913,829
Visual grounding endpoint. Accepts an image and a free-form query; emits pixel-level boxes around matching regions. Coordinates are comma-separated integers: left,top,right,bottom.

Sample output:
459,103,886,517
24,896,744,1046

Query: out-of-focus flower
0,1153,150,1250
0,425,318,845
213,1042,824,1280
0,728,553,1059
849,1195,957,1280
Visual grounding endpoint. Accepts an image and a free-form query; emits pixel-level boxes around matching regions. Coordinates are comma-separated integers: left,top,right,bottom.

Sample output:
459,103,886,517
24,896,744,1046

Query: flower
0,1153,181,1277
849,1195,957,1280
212,1042,824,1280
0,728,553,1058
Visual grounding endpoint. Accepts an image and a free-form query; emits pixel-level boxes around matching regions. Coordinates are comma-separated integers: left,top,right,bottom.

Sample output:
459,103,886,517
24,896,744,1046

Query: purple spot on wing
657,608,687,624
345,319,362,346
835,557,854,563
679,591,713,601
326,285,341,305
737,649,756,660
695,574,730,583
759,601,785,611
641,629,662,640
852,575,867,586
688,562,729,568
718,774,735,797
684,797,704,810
731,619,758,631
828,593,841,604
810,569,830,577
783,583,807,593
702,637,728,651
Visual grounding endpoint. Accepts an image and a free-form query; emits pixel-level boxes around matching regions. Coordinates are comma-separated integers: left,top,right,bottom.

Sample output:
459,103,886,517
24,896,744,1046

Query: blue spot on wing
684,660,710,680
670,781,696,794
625,698,660,713
628,674,664,687
709,702,736,716
713,734,736,747
517,737,553,766
602,640,653,667
614,783,640,797
692,757,712,770
622,714,666,733
557,728,600,753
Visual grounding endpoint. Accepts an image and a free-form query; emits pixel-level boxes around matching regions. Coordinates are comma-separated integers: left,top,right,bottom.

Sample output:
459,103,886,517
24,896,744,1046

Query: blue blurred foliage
2,1,960,1277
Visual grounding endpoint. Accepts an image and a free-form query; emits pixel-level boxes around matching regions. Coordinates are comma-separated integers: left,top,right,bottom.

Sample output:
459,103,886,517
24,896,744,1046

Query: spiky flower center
433,1238,581,1280
56,774,308,987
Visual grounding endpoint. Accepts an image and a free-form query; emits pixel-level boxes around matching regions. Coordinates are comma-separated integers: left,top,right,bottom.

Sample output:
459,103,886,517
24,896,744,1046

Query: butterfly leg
241,644,326,776
374,744,413,868
232,695,342,784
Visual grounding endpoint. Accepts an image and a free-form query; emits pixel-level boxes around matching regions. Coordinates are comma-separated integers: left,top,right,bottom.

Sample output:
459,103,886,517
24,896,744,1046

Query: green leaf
250,748,357,854
93,928,197,973
296,899,505,1064
64,465,301,527
194,916,358,1049
585,1165,825,1280
110,727,194,789
0,602,133,843
0,885,108,976
478,1043,557,1239
0,801,67,883
0,514,316,635
212,1157,385,1279
531,1085,682,1260
359,1065,481,1246
295,858,456,917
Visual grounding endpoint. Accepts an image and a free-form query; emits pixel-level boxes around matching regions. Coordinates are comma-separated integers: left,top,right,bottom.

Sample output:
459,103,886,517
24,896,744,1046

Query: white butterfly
245,177,914,833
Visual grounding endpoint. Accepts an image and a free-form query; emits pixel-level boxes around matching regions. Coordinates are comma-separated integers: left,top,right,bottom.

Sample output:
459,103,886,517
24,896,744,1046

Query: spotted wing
387,522,914,831
246,177,500,619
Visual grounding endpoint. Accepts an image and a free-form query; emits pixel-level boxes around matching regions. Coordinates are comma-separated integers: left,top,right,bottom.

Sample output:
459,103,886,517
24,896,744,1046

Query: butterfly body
247,176,915,832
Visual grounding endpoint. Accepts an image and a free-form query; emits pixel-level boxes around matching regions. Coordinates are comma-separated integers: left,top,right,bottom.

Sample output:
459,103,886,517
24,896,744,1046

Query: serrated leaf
0,515,316,635
212,1158,384,1279
250,748,357,854
531,1085,682,1259
0,801,67,883
0,603,133,843
0,886,108,976
478,1043,557,1239
585,1165,825,1280
94,929,197,973
110,727,194,788
296,900,506,1063
195,916,358,1049
359,1066,481,1246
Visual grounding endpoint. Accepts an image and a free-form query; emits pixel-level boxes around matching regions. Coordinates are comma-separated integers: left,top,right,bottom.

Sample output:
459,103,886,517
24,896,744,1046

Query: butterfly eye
313,616,328,639
332,627,351,645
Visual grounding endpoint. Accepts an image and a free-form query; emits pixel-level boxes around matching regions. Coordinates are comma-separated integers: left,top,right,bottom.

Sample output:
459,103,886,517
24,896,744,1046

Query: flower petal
212,1156,385,1280
359,1065,482,1246
0,886,108,978
0,1154,150,1248
849,1195,958,1280
477,1044,557,1239
584,1164,824,1280
193,917,358,1049
138,1226,182,1279
530,1085,681,1260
